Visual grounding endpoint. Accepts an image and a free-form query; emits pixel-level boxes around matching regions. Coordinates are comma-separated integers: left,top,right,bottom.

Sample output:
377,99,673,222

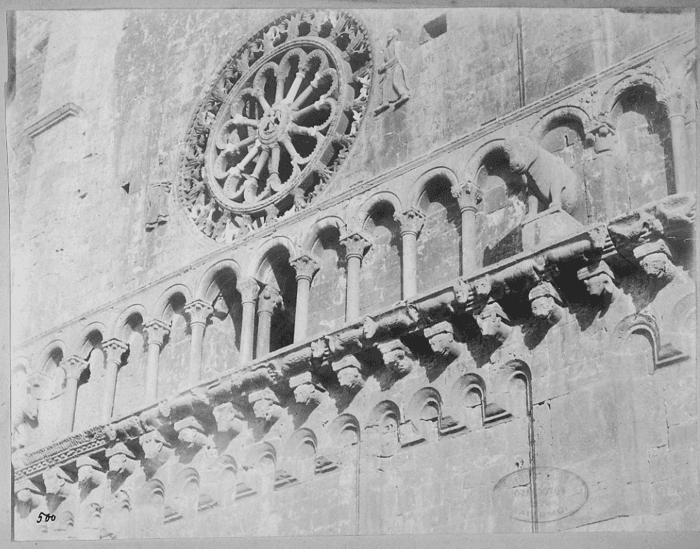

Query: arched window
257,248,297,355
307,226,346,338
612,86,675,210
202,268,243,376
359,202,402,316
74,330,104,432
476,149,528,266
113,313,147,418
157,293,188,398
415,176,461,292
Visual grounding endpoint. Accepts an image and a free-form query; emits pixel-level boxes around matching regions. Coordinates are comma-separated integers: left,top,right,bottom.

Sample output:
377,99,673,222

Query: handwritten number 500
36,512,56,523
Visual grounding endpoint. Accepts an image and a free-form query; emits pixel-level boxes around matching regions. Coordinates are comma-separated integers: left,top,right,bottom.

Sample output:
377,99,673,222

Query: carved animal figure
503,136,582,216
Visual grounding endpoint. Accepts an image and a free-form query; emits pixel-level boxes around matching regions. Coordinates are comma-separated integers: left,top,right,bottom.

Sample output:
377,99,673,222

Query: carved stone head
77,455,104,487
106,443,137,476
528,282,563,325
249,388,282,423
213,402,245,434
42,467,72,496
476,302,512,342
577,261,617,302
424,321,458,358
503,136,539,175
337,366,364,391
634,240,676,281
377,339,415,376
139,430,167,461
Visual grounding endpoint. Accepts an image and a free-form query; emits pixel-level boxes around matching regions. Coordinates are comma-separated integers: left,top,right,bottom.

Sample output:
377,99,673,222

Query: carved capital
451,182,483,213
143,319,170,348
658,87,686,119
577,260,618,303
289,371,325,406
238,277,261,304
248,388,282,423
184,299,214,327
376,338,415,377
424,321,460,359
394,208,426,237
476,301,512,343
340,231,372,260
212,402,245,434
61,356,89,381
103,338,129,367
528,282,564,325
257,285,283,315
332,354,364,391
290,254,320,282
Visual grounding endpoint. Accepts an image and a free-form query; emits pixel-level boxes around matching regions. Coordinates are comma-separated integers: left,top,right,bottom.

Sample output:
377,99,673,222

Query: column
101,338,129,422
394,208,426,299
340,232,372,322
238,278,260,363
143,319,170,402
59,356,88,433
660,89,690,194
255,285,282,358
451,182,482,276
290,254,320,343
184,299,214,386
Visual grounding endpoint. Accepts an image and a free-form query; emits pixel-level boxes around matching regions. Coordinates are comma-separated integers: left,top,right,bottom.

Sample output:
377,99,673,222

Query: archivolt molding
528,104,594,142
247,234,299,280
354,190,404,227
195,258,242,301
112,304,148,340
409,166,461,208
152,283,193,321
300,215,346,252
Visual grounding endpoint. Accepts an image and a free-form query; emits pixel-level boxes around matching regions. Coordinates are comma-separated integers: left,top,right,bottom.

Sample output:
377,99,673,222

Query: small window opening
121,182,130,194
420,14,447,45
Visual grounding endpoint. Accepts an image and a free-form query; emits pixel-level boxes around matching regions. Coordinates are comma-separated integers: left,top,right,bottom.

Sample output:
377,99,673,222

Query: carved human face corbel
105,443,138,479
248,388,283,424
476,301,512,343
332,355,365,392
174,416,214,451
577,261,618,304
377,339,415,377
289,372,325,407
15,479,43,510
423,321,461,359
76,456,105,491
213,402,246,435
634,240,677,281
138,430,173,466
42,467,73,499
528,282,564,325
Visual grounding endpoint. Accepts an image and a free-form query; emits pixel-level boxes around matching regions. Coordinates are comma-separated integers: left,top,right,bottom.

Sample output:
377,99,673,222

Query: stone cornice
12,30,694,352
13,192,695,482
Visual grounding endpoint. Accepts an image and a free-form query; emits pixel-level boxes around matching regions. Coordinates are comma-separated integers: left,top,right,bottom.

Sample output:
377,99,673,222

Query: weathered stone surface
8,7,696,541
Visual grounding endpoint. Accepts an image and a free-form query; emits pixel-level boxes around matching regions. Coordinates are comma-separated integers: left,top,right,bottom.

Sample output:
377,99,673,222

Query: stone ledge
25,102,81,138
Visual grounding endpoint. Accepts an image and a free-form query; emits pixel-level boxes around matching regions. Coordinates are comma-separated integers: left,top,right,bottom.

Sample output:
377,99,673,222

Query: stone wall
9,8,697,540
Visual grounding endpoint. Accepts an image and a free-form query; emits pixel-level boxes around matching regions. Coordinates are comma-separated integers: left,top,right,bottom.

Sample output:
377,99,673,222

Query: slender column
340,232,372,322
59,356,89,433
394,208,426,299
184,300,214,386
101,338,129,422
290,254,320,342
143,319,170,402
451,182,482,276
238,278,260,363
660,89,690,194
255,285,282,358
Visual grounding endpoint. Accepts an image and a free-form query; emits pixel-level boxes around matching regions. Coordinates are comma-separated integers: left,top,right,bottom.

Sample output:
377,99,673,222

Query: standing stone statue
146,151,172,231
374,28,411,115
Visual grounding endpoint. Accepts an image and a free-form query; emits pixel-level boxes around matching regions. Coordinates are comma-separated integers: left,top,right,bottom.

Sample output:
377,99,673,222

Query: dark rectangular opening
420,14,447,44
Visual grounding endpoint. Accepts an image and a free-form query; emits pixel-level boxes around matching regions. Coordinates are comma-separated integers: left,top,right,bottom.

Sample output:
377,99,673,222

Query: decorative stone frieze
423,321,461,359
577,260,618,303
376,338,416,377
77,455,105,492
528,281,565,325
289,371,325,407
332,354,364,391
212,402,246,434
475,301,512,343
248,388,283,424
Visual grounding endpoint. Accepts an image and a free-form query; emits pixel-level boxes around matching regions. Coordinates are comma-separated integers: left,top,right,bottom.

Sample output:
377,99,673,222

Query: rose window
176,11,373,243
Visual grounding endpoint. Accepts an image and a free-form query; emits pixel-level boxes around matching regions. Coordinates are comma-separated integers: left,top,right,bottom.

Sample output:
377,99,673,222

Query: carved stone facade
8,8,697,541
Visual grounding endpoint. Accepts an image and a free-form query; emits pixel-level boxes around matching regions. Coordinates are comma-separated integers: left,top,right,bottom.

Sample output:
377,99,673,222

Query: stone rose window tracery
177,11,373,242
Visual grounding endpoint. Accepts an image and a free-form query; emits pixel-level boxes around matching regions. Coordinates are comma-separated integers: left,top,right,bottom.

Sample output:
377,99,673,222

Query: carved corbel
42,466,74,500
76,455,106,492
376,338,416,377
289,371,326,407
423,321,461,359
104,416,145,442
633,239,678,282
138,429,174,470
471,275,493,304
475,301,512,343
577,260,618,304
212,402,246,435
310,338,332,365
332,355,365,391
453,277,473,308
139,400,172,432
15,478,43,511
362,315,380,340
248,388,283,424
528,281,565,325
174,416,214,451
169,387,211,418
385,301,423,332
105,443,138,479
